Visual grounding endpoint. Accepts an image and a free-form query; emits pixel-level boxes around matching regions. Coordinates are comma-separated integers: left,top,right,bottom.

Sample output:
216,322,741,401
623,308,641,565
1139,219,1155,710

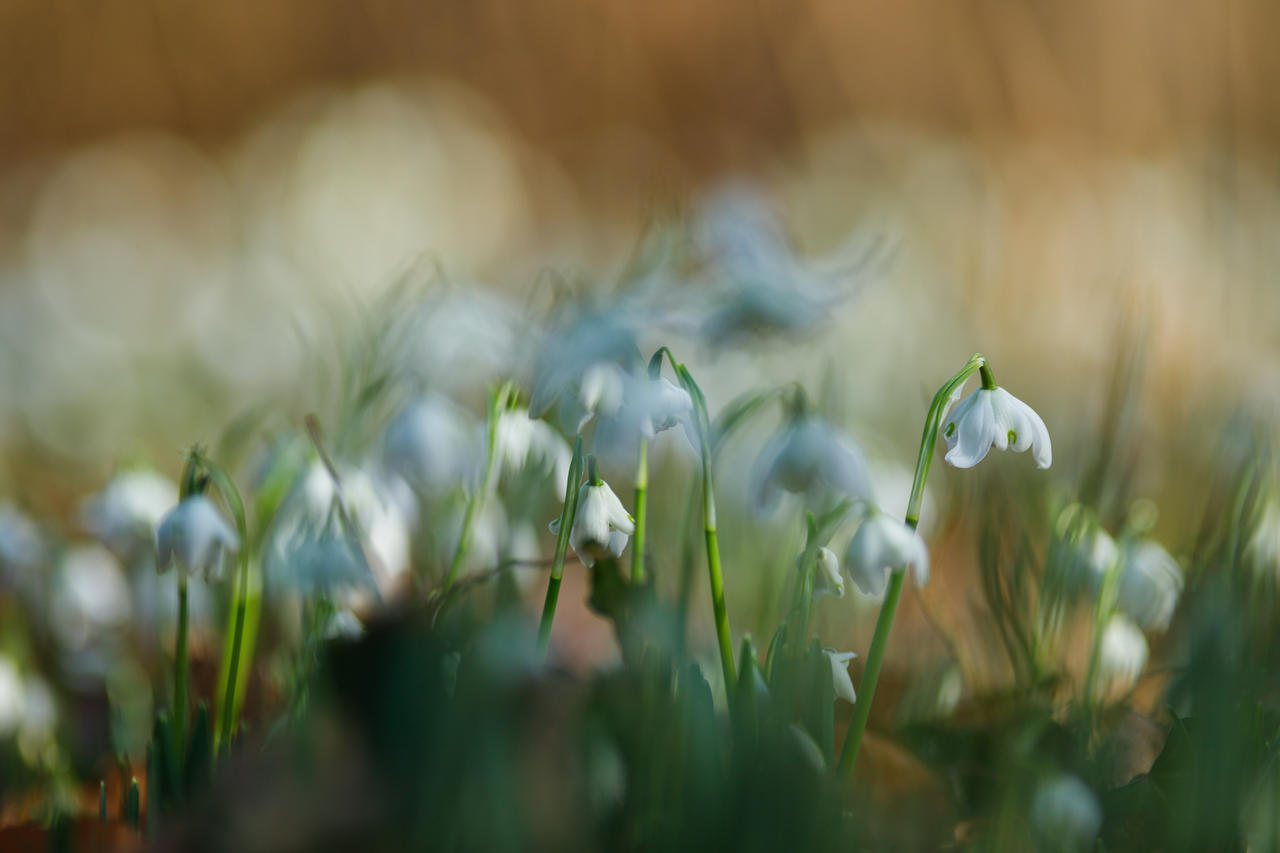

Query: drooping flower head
942,364,1051,470
81,469,178,562
549,477,635,568
155,495,240,580
844,511,930,598
495,408,572,500
1098,613,1149,692
1114,540,1182,632
750,411,874,514
383,394,476,498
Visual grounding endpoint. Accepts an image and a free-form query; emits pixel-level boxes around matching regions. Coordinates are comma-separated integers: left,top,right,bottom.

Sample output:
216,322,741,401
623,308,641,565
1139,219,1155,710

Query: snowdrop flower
1030,774,1102,851
383,394,475,498
51,545,132,651
693,185,869,343
495,409,572,498
592,373,696,466
549,479,635,568
1247,497,1280,580
528,308,640,424
0,503,44,577
845,512,930,598
750,416,873,514
942,378,1052,470
155,495,240,579
1114,540,1182,632
811,546,845,600
81,469,177,561
1098,614,1149,692
824,649,857,704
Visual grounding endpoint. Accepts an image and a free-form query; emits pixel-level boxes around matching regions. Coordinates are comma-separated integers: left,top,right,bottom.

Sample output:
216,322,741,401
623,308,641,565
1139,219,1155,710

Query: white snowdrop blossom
750,417,873,513
155,495,240,579
51,545,132,651
812,546,845,600
845,512,930,598
942,386,1051,470
383,395,475,497
81,470,177,560
824,649,857,704
1099,614,1149,691
0,504,43,575
1115,540,1183,632
592,374,696,466
1030,775,1102,851
550,480,635,568
496,409,572,499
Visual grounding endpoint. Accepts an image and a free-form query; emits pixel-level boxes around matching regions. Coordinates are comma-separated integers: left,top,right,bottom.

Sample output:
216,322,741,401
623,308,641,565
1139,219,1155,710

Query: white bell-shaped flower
750,416,873,513
812,546,845,600
942,386,1052,470
1030,774,1102,851
1114,540,1182,632
824,649,857,704
592,373,696,467
549,479,635,568
845,512,930,598
1098,613,1149,692
383,394,475,498
155,495,240,579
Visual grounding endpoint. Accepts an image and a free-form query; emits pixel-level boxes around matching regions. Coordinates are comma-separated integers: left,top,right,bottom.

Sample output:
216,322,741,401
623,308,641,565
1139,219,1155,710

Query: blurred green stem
537,436,584,658
446,385,506,590
632,436,649,584
173,571,189,763
838,353,985,779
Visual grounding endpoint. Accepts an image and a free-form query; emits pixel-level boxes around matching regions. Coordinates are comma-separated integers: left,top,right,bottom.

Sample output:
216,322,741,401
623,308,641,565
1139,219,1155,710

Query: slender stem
173,572,189,762
446,387,505,590
631,437,649,584
537,436,584,658
838,353,985,778
218,562,249,756
1083,553,1122,709
694,384,736,692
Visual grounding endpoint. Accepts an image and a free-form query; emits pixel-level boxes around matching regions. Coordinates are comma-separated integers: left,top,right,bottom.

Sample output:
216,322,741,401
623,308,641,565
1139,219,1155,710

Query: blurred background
2,0,1279,499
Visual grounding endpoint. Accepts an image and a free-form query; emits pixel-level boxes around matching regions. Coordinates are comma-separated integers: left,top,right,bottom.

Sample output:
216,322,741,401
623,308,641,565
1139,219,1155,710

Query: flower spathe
824,649,857,704
549,479,635,568
813,546,845,600
845,512,930,598
155,495,240,580
943,386,1052,470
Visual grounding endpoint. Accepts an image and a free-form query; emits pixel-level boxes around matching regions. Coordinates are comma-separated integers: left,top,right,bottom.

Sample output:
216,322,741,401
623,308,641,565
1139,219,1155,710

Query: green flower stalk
671,357,737,692
631,436,648,584
445,385,509,591
838,353,987,777
538,436,585,657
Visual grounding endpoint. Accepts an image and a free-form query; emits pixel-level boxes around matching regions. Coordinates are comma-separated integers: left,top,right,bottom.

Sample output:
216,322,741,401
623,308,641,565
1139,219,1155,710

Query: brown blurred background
1,0,1278,505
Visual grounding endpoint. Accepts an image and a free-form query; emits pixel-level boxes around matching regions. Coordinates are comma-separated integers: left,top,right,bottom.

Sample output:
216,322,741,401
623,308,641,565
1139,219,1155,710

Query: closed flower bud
824,649,857,704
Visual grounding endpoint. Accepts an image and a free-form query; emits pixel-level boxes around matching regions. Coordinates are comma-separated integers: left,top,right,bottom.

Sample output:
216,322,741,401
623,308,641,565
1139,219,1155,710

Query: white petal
943,390,997,469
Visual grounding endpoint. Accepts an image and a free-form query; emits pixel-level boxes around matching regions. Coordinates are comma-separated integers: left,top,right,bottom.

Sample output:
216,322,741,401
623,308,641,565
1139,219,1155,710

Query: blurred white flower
0,656,24,736
591,373,696,466
269,462,415,596
750,416,873,514
550,479,635,568
496,409,572,498
439,496,507,578
81,470,177,561
1115,540,1182,632
155,495,240,579
812,546,845,600
1030,774,1102,851
528,308,639,426
383,394,476,498
52,545,132,651
845,512,930,598
1099,614,1149,692
0,503,44,575
1247,498,1280,579
693,185,867,342
942,386,1052,470
824,649,857,704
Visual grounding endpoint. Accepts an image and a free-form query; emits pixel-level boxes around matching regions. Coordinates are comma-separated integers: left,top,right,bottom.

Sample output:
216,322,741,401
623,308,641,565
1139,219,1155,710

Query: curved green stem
838,353,985,778
537,436,584,658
